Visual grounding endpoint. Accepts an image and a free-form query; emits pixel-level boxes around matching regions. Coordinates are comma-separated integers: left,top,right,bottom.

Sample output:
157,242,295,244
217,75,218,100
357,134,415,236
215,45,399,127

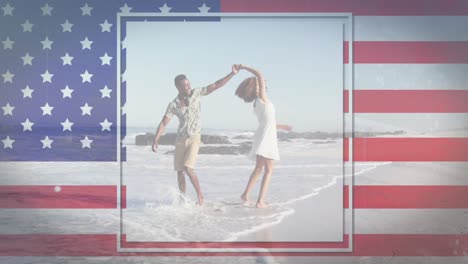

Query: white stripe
346,113,468,135
353,16,468,41
0,162,119,185
346,64,468,90
346,162,468,186
1,208,467,235
1,257,467,264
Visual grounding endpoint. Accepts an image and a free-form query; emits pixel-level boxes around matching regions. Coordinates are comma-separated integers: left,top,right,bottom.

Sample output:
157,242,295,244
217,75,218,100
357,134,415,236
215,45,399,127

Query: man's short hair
174,74,187,87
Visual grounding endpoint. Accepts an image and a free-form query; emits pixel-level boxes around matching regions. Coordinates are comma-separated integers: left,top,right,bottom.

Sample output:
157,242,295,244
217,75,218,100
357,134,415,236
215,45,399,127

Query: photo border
117,12,354,254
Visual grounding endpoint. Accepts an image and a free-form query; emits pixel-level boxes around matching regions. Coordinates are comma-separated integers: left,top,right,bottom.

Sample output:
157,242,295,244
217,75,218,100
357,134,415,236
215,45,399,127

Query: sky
125,17,344,132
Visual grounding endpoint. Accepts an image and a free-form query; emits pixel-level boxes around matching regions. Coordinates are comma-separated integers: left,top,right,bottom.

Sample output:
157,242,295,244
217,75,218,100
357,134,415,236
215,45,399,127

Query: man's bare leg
256,158,274,208
241,155,264,203
177,170,186,203
184,166,204,206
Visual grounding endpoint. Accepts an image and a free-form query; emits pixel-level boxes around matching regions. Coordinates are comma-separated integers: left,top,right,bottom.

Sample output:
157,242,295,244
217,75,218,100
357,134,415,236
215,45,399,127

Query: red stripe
352,186,468,209
3,179,468,210
344,90,468,113
221,0,468,15
345,41,468,63
352,138,468,162
0,234,466,256
0,185,116,209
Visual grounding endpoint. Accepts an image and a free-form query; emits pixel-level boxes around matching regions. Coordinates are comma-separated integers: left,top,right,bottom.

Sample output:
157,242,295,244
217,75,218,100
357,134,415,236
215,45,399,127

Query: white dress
247,98,280,161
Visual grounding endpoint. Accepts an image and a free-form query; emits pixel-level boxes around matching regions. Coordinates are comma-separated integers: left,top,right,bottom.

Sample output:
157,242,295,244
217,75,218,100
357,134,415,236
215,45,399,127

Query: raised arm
205,64,240,95
239,64,267,103
152,115,171,153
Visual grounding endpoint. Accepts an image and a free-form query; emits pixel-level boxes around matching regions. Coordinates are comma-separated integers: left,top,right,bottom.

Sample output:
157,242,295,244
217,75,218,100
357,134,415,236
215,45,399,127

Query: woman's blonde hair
235,77,258,103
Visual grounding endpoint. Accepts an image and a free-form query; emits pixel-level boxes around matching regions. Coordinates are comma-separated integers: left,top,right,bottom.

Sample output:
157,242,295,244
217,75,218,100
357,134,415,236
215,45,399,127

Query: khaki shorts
174,133,201,171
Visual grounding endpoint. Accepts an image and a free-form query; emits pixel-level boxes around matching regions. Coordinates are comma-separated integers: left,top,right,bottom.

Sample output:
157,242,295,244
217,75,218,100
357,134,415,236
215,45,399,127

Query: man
152,65,240,206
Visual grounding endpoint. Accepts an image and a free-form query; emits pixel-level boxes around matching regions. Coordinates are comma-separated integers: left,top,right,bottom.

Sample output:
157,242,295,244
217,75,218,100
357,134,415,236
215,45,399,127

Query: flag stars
80,3,93,16
41,3,53,16
2,136,14,149
80,103,93,116
21,118,34,131
120,3,132,14
80,136,93,149
100,53,112,65
21,53,34,66
99,86,112,98
61,85,74,98
41,70,53,83
61,118,74,131
21,85,34,98
2,3,14,16
100,20,112,32
80,70,93,83
40,103,54,116
61,53,73,65
2,103,14,116
2,37,14,50
80,37,93,50
40,37,53,50
41,136,53,149
2,70,14,83
159,3,172,13
198,3,211,13
61,20,73,32
100,119,112,131
21,20,34,32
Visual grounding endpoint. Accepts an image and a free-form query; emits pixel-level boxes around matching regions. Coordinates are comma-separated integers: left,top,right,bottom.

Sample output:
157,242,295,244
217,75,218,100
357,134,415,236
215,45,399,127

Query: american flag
1,0,468,263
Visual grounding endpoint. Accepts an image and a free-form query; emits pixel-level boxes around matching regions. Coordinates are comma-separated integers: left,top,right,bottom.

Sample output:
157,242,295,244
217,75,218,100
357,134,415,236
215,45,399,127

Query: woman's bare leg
256,158,274,208
241,155,264,203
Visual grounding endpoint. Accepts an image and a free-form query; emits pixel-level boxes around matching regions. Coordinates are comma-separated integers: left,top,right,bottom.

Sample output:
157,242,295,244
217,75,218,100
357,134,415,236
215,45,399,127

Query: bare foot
256,201,267,208
240,193,250,203
197,195,204,206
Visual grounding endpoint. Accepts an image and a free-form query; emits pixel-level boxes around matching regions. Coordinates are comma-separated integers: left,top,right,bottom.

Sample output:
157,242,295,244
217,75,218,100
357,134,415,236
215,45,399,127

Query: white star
21,85,34,98
2,103,14,116
60,85,74,98
100,20,112,32
100,118,112,131
80,136,93,149
61,53,73,66
21,118,34,131
99,85,112,98
2,3,14,16
159,3,172,13
80,70,93,83
119,3,132,14
41,3,53,16
41,70,53,83
80,3,93,16
40,102,54,116
121,37,128,50
2,37,14,50
2,136,14,149
41,136,53,149
100,53,112,65
40,37,53,50
2,70,14,83
80,103,93,116
80,37,93,50
61,20,73,32
198,3,211,13
21,20,34,32
61,118,74,131
121,70,127,83
121,102,127,115
21,53,34,66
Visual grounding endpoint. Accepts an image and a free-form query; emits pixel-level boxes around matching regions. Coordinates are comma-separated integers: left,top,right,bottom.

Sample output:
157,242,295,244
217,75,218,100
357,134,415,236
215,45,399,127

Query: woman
235,64,291,208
